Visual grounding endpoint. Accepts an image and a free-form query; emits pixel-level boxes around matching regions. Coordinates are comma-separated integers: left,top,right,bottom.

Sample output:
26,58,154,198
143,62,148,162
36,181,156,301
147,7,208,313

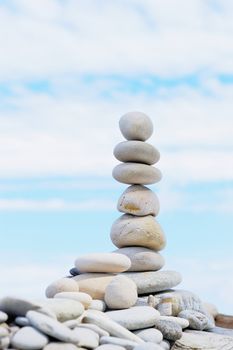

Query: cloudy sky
0,0,233,313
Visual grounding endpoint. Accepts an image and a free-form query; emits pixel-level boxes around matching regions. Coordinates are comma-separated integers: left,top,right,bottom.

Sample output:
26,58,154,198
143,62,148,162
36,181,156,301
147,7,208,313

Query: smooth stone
73,274,115,300
124,271,182,294
119,112,153,141
40,299,84,322
0,336,10,348
111,215,166,251
54,292,92,309
78,323,109,337
63,319,80,329
11,326,48,349
113,163,162,185
0,297,41,317
104,275,137,310
172,330,233,349
160,316,189,329
83,310,143,343
15,316,30,327
178,310,212,331
106,306,160,330
159,340,170,350
153,319,182,341
72,327,99,348
0,311,8,323
70,267,79,276
117,185,160,217
115,247,165,272
26,310,81,343
134,328,163,343
75,253,131,273
203,302,218,318
45,278,79,298
96,345,125,350
0,327,8,337
43,343,78,350
89,299,106,312
114,141,160,165
100,335,138,349
134,343,164,350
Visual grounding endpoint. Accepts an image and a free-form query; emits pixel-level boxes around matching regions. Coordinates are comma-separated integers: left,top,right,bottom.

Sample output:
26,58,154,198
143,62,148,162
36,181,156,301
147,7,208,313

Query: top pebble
119,111,153,141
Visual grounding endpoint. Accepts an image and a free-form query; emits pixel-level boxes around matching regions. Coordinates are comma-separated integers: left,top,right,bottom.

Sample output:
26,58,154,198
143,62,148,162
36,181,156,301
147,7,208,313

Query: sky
0,0,233,314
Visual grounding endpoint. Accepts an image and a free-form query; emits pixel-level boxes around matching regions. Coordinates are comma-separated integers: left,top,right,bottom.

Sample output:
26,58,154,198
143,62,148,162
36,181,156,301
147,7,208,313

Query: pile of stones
0,112,232,350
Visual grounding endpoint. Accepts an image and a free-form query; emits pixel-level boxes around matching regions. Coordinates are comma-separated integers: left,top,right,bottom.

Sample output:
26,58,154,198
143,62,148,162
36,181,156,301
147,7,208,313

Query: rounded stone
134,328,163,343
45,278,79,298
100,335,138,349
40,298,84,322
113,163,162,185
114,247,165,272
43,343,78,350
178,309,211,330
119,112,153,141
160,316,189,329
133,343,164,350
104,275,138,309
89,299,106,312
110,214,166,251
117,185,160,217
106,306,160,330
75,253,131,273
11,326,49,349
72,327,99,348
54,292,92,309
96,345,125,350
0,311,8,323
114,141,160,165
15,316,30,327
73,274,115,300
153,319,182,341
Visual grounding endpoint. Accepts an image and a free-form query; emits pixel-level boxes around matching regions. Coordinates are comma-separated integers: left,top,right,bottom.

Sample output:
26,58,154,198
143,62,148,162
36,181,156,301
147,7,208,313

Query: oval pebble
119,112,153,141
45,278,79,298
114,141,160,165
113,163,162,185
134,328,163,343
104,275,137,309
11,326,49,350
54,292,92,309
75,253,131,273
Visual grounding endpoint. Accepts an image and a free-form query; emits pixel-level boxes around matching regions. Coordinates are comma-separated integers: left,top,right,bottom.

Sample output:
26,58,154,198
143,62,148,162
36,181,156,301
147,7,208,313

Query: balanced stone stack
0,112,232,350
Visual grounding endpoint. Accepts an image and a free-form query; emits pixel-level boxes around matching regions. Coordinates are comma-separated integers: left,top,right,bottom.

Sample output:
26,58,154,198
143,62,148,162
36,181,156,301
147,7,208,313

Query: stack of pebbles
0,112,227,350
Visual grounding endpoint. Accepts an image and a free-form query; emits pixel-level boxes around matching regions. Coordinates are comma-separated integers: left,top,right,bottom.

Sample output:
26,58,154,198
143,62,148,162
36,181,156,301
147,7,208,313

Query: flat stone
172,330,233,349
114,141,160,165
77,323,109,337
134,343,164,350
15,316,30,327
83,310,143,343
75,253,131,273
119,112,153,141
178,310,213,331
39,298,84,322
44,343,78,350
54,292,92,309
104,275,137,309
111,214,166,251
96,345,125,350
26,310,81,343
0,297,41,317
160,316,189,329
117,185,160,217
115,247,165,272
134,328,163,343
113,163,162,185
100,335,138,349
153,319,182,341
73,274,114,300
209,326,233,337
72,327,99,348
124,271,182,294
106,306,160,330
11,326,49,349
89,299,106,312
45,278,79,298
0,311,8,323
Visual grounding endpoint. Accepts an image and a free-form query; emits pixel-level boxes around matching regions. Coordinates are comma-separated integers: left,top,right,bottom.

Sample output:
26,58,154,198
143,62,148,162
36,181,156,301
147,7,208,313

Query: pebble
134,328,163,343
134,343,164,350
40,298,84,322
159,340,170,350
106,306,160,330
69,267,79,276
83,310,143,344
14,316,30,327
203,302,218,318
72,327,99,348
100,335,138,349
54,292,92,309
124,270,182,294
114,141,160,165
178,309,212,330
78,323,109,337
96,345,125,350
73,274,114,300
75,253,131,273
0,297,41,317
11,326,49,349
26,310,80,343
104,275,137,309
0,336,10,349
160,316,189,328
43,343,78,350
45,278,79,298
153,319,182,341
115,247,165,272
89,299,106,312
119,112,153,141
111,214,166,251
0,312,8,324
117,185,160,217
0,327,8,337
112,163,162,185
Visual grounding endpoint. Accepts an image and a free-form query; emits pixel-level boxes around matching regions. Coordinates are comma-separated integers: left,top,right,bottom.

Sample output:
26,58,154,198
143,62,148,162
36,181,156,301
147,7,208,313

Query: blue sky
0,0,233,313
